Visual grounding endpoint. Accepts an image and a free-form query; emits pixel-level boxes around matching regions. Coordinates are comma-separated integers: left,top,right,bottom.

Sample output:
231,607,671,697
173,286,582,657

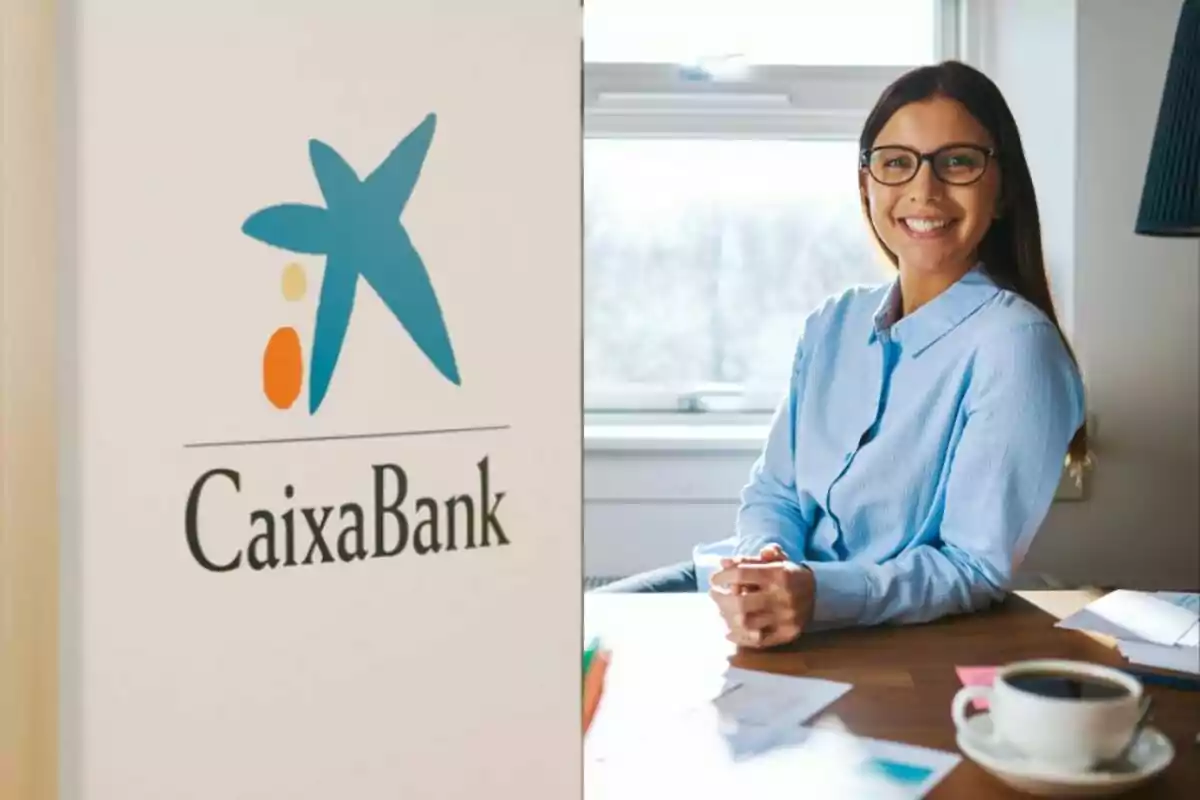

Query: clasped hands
709,544,816,649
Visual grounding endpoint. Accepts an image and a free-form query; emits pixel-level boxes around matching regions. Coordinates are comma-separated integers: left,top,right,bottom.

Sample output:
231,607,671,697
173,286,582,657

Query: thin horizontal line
183,424,511,450
584,497,738,506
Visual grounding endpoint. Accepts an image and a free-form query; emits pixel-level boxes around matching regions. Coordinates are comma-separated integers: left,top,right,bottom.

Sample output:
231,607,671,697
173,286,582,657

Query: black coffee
1004,670,1131,700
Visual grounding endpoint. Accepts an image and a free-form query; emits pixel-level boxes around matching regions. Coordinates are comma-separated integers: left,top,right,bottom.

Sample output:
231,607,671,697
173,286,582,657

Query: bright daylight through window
583,0,956,415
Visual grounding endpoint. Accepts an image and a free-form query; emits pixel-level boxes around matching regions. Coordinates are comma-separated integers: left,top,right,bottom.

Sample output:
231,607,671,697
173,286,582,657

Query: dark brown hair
857,59,1090,478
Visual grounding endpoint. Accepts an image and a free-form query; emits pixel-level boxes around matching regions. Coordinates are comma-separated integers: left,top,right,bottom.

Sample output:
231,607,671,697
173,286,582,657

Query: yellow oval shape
281,262,307,302
263,327,303,410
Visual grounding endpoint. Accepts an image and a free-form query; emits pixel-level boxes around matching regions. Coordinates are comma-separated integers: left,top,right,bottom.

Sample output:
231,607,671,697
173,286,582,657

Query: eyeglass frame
859,143,999,187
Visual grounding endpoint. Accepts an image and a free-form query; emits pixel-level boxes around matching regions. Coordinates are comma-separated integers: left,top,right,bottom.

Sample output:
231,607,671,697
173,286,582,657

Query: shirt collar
868,263,1001,356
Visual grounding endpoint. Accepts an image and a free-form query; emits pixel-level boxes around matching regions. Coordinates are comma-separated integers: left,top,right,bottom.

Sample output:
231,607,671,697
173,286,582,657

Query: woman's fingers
759,544,787,562
711,586,784,649
757,621,801,649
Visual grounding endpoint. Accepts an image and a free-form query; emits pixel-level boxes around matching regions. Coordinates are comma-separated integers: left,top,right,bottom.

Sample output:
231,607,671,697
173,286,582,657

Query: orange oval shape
263,327,303,410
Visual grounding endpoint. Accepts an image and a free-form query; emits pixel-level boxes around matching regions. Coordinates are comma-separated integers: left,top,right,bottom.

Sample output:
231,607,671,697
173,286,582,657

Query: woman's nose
908,159,945,202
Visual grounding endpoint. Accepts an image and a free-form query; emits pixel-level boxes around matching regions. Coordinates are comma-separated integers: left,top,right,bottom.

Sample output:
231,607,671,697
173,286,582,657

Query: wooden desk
584,591,1200,798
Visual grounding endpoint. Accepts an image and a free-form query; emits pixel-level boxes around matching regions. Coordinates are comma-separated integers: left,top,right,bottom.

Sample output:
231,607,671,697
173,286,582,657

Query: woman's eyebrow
870,139,991,150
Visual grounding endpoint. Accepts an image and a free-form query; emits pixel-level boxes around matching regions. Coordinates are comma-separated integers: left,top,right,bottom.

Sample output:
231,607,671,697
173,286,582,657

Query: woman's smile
898,215,959,238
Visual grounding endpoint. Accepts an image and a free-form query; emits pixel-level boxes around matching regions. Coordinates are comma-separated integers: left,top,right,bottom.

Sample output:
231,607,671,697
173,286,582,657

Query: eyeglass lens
867,146,989,185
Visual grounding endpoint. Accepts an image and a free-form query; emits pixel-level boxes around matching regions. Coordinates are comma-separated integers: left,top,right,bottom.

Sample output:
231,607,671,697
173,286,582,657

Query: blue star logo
242,112,460,413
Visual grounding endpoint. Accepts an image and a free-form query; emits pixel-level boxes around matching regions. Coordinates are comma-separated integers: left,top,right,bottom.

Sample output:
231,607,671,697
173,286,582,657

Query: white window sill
584,424,770,454
584,414,770,454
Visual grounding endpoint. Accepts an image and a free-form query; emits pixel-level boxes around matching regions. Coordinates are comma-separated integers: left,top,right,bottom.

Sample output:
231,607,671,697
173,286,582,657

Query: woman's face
861,95,1001,278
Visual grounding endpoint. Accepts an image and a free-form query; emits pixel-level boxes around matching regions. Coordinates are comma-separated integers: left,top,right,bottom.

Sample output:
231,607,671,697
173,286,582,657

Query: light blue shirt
693,264,1086,629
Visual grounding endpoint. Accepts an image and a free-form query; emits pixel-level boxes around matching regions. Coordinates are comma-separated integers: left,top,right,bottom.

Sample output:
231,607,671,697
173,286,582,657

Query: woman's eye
943,151,981,169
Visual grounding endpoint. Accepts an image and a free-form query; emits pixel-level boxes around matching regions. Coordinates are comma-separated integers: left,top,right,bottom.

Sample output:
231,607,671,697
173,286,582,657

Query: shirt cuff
692,537,738,592
804,561,870,627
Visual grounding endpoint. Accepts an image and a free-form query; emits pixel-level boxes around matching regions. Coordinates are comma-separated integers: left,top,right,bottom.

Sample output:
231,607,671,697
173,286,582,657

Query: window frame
583,0,966,417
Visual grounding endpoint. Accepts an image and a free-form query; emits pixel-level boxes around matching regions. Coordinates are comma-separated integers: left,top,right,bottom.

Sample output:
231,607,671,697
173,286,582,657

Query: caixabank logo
247,112,459,414
184,113,510,574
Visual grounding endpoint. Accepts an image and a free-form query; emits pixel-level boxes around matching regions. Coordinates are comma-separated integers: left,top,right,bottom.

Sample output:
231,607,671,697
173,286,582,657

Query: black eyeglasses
860,144,997,186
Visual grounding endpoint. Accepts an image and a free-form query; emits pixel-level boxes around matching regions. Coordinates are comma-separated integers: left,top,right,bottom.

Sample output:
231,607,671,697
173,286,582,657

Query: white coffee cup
951,659,1147,773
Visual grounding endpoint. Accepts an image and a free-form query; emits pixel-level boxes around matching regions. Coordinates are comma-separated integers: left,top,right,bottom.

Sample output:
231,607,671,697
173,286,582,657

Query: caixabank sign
70,3,579,796
183,114,511,574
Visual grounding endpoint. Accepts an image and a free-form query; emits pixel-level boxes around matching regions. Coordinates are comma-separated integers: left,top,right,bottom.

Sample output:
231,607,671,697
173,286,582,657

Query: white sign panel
65,1,581,797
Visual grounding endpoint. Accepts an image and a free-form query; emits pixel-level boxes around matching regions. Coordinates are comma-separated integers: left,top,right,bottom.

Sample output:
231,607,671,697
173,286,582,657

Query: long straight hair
858,60,1090,476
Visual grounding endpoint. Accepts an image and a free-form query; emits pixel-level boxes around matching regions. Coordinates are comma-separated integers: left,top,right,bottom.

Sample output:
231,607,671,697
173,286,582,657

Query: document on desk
586,666,958,799
587,723,960,800
1118,640,1200,675
1056,590,1199,646
1158,592,1200,648
585,667,852,775
740,728,962,800
708,667,851,729
1056,590,1199,675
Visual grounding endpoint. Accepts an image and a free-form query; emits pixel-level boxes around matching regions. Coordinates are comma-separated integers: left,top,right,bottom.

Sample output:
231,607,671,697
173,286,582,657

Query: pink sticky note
955,666,998,709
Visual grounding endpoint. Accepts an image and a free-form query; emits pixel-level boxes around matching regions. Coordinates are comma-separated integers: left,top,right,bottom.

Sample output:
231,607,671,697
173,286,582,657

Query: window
584,0,940,67
584,0,961,414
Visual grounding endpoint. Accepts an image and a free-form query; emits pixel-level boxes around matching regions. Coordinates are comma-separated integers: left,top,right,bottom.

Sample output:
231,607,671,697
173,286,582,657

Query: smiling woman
855,60,1090,474
598,60,1092,653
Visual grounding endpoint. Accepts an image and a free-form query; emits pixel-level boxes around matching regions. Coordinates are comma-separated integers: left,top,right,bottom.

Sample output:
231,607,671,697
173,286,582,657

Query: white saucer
955,712,1175,797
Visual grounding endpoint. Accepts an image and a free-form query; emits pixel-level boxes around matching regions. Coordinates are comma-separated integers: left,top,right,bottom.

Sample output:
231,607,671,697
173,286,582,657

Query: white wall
584,0,1200,590
978,0,1078,337
584,438,758,578
1029,0,1199,590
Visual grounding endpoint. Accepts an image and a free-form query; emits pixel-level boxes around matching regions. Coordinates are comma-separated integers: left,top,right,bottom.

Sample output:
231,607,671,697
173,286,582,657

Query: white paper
1156,593,1200,646
1180,621,1200,649
672,667,854,760
1155,591,1200,613
710,667,852,729
1056,606,1143,640
1056,590,1199,646
585,666,850,761
1118,641,1200,675
734,728,962,800
585,667,853,792
587,714,959,800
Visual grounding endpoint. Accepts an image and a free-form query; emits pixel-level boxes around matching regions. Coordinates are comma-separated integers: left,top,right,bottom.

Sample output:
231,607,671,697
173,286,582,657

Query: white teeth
904,218,950,233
